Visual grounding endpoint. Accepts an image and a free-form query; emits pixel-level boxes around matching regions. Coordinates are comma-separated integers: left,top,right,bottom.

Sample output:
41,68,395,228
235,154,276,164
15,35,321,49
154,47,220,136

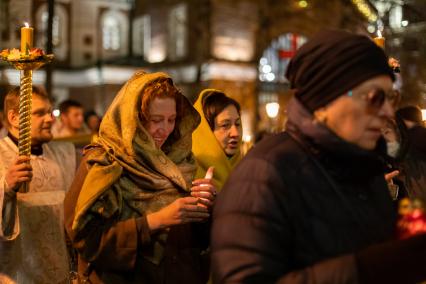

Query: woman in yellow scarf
64,71,216,284
192,89,242,191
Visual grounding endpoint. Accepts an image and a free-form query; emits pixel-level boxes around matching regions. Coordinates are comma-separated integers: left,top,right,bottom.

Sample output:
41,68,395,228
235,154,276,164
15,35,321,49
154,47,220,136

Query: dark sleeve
408,127,426,154
211,157,426,284
211,158,359,284
191,218,211,250
276,255,357,284
356,233,426,284
63,154,151,271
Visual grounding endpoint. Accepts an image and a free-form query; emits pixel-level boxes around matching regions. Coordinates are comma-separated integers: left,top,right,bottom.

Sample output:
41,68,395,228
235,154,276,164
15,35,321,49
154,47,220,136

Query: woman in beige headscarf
64,71,215,284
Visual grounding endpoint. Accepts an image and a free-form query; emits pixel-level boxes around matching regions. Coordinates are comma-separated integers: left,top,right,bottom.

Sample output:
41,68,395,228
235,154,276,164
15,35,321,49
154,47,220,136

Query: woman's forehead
353,75,393,92
216,105,240,119
147,97,176,114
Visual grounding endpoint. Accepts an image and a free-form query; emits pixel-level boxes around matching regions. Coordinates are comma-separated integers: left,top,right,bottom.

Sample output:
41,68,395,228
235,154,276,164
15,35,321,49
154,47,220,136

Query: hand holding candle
21,22,33,56
191,167,216,209
204,166,214,180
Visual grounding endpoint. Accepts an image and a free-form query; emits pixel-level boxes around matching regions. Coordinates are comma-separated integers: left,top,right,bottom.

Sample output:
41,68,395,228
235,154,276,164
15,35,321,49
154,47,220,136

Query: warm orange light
21,22,33,55
373,30,385,49
298,1,308,8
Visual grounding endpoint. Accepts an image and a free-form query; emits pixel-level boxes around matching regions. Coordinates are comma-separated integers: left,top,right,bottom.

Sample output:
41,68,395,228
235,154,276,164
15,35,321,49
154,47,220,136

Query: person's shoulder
407,125,426,135
0,136,9,145
45,140,76,162
44,141,77,175
0,128,7,139
411,125,426,134
247,131,305,165
46,140,76,152
0,136,16,152
0,138,18,169
225,131,306,187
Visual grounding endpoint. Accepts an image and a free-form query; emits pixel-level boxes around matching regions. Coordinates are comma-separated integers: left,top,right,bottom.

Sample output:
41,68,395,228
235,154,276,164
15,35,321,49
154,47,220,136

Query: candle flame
377,29,382,38
24,22,29,28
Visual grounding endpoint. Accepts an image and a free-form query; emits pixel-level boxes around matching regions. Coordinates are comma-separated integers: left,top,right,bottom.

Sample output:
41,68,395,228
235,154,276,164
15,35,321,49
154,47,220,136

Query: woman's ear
313,107,328,124
7,110,19,129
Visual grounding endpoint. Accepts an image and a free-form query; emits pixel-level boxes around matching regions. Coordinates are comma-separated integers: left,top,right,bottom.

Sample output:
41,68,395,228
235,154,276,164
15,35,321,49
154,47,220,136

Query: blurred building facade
131,0,375,136
0,0,381,137
0,0,134,117
372,0,426,107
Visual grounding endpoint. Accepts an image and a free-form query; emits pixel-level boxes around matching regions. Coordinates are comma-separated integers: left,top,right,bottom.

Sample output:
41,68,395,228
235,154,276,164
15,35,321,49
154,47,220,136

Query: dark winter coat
211,98,397,283
401,125,426,203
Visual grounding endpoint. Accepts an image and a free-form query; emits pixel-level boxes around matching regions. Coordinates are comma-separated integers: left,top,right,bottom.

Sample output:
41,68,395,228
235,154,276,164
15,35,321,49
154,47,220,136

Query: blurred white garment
52,123,90,138
0,127,7,139
387,141,400,158
0,137,76,284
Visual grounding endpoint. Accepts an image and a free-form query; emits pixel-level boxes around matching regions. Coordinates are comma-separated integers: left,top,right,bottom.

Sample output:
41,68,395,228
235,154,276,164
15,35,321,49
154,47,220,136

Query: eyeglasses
348,89,400,112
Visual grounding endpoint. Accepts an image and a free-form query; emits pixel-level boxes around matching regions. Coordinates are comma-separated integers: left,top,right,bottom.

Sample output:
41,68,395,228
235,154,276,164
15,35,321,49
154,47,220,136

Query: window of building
168,3,187,60
259,33,307,83
133,14,151,59
36,4,68,61
102,15,120,51
0,0,9,41
41,11,60,46
389,5,403,29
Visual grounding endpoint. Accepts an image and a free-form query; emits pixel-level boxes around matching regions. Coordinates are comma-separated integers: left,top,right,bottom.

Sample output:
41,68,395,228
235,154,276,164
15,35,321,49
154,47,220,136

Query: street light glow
421,109,426,121
298,1,308,8
266,102,280,118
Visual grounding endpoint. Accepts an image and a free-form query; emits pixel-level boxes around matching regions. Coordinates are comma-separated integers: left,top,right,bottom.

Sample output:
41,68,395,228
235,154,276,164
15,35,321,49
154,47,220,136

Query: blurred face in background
62,106,84,131
314,75,395,150
382,120,398,143
87,114,101,133
213,105,242,157
143,97,177,149
382,119,400,158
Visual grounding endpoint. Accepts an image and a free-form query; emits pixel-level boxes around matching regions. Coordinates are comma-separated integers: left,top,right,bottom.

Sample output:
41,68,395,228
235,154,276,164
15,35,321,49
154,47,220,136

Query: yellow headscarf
72,71,200,236
192,89,242,191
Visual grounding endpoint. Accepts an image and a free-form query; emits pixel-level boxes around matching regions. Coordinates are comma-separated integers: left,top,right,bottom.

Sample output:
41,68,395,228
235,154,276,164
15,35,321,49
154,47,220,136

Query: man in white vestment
0,86,76,284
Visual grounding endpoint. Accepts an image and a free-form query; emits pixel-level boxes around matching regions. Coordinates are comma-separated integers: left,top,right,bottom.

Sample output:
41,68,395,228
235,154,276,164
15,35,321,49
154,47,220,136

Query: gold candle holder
1,54,53,192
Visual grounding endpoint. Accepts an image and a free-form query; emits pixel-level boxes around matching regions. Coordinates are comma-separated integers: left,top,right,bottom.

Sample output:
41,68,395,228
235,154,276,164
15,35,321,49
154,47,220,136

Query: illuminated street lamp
265,102,280,118
265,102,280,132
421,109,426,121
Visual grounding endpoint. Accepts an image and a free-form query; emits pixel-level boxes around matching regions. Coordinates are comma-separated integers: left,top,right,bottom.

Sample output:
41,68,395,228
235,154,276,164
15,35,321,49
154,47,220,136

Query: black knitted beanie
286,29,395,112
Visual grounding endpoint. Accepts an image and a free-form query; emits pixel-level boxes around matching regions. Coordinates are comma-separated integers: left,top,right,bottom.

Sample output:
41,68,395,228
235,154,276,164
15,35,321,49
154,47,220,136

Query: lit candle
373,30,385,49
20,22,33,55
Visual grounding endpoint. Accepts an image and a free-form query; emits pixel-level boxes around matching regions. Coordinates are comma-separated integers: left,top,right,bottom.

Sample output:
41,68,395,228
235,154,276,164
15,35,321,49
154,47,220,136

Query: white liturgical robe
0,137,76,284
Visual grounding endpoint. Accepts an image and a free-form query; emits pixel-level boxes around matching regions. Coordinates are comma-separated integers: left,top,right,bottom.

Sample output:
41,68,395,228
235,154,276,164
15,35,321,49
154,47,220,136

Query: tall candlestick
21,22,33,56
374,30,385,49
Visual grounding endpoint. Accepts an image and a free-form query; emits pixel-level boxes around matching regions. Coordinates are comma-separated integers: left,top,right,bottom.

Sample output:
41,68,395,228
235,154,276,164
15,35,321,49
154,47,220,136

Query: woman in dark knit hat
211,30,426,284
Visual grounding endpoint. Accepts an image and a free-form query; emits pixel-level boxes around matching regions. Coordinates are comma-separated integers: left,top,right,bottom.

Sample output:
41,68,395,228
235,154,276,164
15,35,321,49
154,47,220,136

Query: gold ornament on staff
0,22,54,193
